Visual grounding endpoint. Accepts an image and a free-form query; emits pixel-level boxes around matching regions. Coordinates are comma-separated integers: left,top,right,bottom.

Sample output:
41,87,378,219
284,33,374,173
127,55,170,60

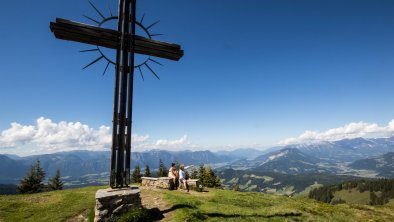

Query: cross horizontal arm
50,18,184,61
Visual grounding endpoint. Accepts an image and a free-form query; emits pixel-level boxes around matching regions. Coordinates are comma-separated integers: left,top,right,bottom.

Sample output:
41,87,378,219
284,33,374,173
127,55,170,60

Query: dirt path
65,209,90,222
139,186,175,221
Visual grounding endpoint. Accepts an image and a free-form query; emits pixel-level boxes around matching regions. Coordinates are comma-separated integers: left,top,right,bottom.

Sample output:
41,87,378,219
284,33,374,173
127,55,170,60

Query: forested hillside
309,179,394,206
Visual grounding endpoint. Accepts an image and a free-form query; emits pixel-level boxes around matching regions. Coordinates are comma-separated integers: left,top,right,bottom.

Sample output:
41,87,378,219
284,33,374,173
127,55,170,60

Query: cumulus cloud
279,119,394,145
154,135,190,148
0,117,149,154
0,117,193,155
0,123,36,147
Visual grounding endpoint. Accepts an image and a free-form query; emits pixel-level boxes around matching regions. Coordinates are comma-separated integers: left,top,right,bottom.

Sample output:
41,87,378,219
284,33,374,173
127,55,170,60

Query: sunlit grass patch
0,186,105,222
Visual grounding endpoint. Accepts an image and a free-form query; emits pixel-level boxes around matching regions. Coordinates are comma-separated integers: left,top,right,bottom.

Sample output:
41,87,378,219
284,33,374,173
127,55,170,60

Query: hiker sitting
168,163,178,189
179,164,189,192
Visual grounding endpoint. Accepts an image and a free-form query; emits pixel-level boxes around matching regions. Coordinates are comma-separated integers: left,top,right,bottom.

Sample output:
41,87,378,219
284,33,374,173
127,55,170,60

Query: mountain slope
252,148,326,174
0,155,28,183
219,168,357,193
350,152,394,178
309,178,394,206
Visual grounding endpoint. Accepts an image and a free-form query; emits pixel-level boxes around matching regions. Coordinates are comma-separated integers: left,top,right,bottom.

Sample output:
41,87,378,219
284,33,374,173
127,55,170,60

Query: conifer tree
234,184,240,192
198,163,206,185
204,167,215,187
47,169,64,191
370,191,378,205
214,175,222,188
185,170,190,180
174,158,179,169
132,165,142,183
195,164,222,188
17,160,45,194
190,168,198,179
143,165,151,177
204,167,221,188
157,159,167,177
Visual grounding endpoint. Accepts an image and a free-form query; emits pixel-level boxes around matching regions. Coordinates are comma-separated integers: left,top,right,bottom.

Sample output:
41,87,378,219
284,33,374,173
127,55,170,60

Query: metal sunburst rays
80,0,163,80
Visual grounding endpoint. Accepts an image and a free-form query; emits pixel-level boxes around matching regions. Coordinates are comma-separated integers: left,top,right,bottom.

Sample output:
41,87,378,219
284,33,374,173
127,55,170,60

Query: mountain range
0,149,241,184
231,139,394,178
286,137,394,162
1,136,394,186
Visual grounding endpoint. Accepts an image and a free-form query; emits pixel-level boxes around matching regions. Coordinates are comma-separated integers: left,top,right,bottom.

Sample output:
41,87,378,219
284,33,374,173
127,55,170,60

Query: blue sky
1,0,394,155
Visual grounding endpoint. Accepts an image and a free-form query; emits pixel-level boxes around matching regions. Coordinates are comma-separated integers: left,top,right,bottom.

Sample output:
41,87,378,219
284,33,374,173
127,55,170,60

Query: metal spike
103,62,110,76
149,58,163,66
138,66,145,81
140,13,145,24
146,20,160,30
108,3,113,16
83,15,100,24
150,34,164,37
145,63,160,80
80,49,99,53
88,0,105,19
83,56,104,69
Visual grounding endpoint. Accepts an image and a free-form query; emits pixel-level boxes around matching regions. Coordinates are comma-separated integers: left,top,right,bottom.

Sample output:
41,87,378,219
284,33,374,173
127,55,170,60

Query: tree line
17,160,64,194
132,160,221,188
309,179,394,205
16,159,222,193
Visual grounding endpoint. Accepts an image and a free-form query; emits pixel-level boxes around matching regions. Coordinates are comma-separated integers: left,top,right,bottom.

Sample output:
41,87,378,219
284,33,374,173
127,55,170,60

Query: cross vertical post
126,0,137,186
110,0,124,188
111,0,136,188
49,0,184,189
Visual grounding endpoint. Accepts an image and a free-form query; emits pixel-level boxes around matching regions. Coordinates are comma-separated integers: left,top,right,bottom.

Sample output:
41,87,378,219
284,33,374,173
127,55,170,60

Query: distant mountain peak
263,149,289,164
281,136,394,162
251,147,323,175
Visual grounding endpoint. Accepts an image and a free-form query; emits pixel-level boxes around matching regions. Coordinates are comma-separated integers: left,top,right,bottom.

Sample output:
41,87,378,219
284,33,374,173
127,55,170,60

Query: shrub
331,198,346,205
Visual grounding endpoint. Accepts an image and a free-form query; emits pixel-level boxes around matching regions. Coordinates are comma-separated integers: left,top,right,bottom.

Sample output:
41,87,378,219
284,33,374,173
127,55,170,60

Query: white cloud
0,123,36,147
0,117,149,154
0,117,193,155
133,134,150,143
154,135,190,148
279,119,394,145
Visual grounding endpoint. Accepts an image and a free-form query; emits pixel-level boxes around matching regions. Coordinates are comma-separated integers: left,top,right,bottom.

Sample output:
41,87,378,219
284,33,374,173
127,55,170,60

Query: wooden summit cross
50,0,183,188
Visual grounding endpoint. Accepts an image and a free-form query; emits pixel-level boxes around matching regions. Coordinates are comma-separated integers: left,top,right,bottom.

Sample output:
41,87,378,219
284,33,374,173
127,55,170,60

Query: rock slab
94,186,141,222
141,177,172,189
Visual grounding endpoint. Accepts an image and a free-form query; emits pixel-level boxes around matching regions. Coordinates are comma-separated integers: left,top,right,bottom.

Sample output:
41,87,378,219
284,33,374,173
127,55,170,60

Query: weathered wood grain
50,18,184,61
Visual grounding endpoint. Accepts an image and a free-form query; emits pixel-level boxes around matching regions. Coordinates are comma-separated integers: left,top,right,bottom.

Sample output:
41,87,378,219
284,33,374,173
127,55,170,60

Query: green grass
386,199,394,207
1,186,394,222
331,188,371,205
296,182,324,198
162,188,394,221
0,186,105,222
